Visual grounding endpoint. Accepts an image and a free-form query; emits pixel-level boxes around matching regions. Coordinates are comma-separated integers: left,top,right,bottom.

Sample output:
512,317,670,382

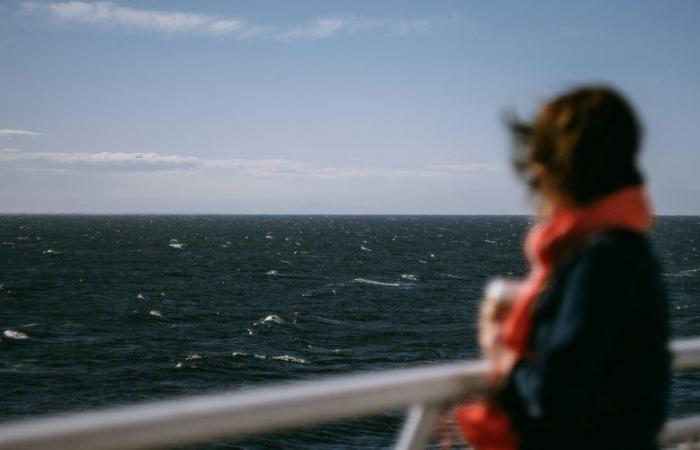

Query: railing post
395,403,441,450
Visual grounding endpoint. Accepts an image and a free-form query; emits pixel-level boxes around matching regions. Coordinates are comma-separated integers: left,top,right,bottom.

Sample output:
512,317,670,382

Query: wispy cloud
278,18,351,42
276,16,449,42
0,149,199,171
0,129,41,138
0,149,502,177
21,1,245,35
20,1,446,41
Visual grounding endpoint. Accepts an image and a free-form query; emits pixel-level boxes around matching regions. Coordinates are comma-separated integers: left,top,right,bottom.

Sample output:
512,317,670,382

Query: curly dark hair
509,86,643,206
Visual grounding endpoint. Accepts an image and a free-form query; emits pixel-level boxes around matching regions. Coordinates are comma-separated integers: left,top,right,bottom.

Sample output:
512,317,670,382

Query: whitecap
168,243,184,249
352,278,401,287
444,273,469,280
401,274,418,281
175,362,183,369
360,245,373,252
484,239,497,244
149,310,163,318
679,268,700,276
271,355,310,364
254,354,267,360
266,270,279,276
262,314,284,324
42,249,60,255
136,293,145,299
302,286,337,297
232,352,249,358
665,268,700,277
185,354,202,361
3,330,29,340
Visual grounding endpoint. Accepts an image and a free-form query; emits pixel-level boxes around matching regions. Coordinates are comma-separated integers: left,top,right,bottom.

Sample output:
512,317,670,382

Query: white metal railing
0,339,698,450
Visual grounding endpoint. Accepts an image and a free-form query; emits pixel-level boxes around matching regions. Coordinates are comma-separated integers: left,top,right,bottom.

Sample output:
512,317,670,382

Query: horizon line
1,212,698,217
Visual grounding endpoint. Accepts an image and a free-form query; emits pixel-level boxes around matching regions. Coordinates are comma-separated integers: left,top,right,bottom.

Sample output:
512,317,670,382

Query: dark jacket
498,229,670,450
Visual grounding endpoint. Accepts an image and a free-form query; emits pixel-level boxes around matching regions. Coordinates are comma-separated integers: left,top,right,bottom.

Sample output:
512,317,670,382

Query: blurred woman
456,86,670,450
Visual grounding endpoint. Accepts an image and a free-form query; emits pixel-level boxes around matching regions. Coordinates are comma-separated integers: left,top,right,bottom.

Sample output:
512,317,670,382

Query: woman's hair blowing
510,86,643,205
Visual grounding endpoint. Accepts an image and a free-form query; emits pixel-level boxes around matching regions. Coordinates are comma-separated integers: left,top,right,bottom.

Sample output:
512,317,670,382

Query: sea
1,215,698,449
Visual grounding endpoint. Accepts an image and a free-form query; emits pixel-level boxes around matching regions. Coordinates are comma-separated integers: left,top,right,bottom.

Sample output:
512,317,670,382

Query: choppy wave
352,278,402,287
259,314,284,324
443,273,470,281
3,330,29,340
302,286,338,297
666,268,700,277
168,239,184,249
230,352,310,364
271,355,310,364
248,314,287,335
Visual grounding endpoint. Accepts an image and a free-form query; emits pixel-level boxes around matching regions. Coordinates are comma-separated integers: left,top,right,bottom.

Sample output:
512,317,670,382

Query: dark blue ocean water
1,215,698,449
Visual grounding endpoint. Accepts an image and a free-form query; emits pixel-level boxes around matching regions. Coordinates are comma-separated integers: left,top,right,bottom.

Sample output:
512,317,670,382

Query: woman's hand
478,298,504,354
486,337,517,377
478,295,512,356
479,293,518,377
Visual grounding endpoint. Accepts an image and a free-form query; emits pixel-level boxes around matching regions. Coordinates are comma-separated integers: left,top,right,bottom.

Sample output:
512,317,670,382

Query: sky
1,0,699,214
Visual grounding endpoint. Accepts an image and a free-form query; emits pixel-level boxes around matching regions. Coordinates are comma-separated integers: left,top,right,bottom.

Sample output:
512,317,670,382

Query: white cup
484,277,523,305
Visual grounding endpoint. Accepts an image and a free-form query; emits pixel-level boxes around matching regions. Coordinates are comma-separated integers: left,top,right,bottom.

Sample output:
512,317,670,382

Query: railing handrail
0,338,699,450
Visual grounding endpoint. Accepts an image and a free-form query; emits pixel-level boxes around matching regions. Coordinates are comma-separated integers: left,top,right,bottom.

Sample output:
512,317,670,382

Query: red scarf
456,186,653,450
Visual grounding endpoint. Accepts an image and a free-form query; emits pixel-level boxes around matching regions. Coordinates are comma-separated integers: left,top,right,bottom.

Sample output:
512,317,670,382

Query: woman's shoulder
572,228,657,271
553,228,665,312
